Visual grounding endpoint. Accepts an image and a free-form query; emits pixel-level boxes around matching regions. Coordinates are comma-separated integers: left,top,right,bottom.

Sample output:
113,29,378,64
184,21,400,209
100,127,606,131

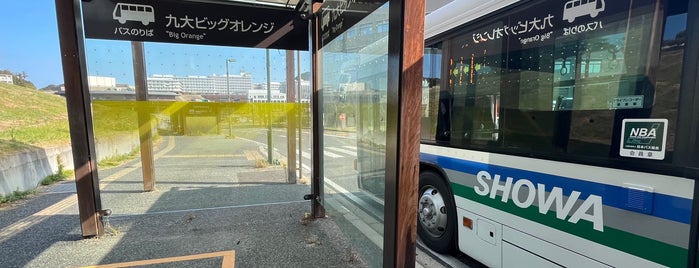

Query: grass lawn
0,83,71,155
0,83,146,156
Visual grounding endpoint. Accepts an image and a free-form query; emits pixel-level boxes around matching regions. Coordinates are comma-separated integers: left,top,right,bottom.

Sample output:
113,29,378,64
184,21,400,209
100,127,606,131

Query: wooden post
385,0,425,266
55,0,103,237
286,50,297,184
132,41,156,192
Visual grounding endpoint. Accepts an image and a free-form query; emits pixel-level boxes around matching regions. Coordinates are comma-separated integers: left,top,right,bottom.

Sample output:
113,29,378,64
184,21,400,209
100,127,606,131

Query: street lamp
225,58,236,102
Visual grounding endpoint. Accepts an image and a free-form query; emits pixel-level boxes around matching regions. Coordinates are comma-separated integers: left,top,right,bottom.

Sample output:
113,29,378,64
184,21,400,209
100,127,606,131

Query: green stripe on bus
452,183,687,268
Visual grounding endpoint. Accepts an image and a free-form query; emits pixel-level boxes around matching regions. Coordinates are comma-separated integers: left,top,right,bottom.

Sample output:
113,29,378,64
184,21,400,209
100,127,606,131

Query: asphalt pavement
0,134,449,268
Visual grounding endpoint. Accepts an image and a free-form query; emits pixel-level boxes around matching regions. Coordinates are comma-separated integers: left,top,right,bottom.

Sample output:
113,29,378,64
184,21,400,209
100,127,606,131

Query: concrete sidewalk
0,135,447,268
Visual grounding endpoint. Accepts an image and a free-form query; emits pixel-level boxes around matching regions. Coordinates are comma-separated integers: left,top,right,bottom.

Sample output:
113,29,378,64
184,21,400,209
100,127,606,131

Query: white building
279,79,312,103
147,75,183,93
0,74,12,84
88,76,117,90
211,73,253,95
146,73,253,96
248,89,287,103
253,82,282,92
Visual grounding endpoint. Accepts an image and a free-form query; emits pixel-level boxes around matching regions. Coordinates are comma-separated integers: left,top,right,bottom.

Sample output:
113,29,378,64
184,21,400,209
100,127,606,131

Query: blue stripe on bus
421,153,692,224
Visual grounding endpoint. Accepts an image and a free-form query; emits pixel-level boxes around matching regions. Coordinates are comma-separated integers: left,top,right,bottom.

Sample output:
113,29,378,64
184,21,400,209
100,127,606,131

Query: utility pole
225,58,235,137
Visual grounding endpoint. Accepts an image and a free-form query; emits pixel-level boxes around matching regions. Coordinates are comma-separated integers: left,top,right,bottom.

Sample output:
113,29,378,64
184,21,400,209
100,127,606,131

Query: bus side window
422,45,445,142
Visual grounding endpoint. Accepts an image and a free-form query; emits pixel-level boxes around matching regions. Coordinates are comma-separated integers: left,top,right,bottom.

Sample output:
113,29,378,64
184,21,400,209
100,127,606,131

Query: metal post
226,58,235,102
297,50,302,178
225,58,235,137
267,49,273,164
311,10,325,218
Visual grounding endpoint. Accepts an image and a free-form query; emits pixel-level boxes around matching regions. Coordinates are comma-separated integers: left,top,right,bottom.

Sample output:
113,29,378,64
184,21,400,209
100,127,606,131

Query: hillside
0,83,70,154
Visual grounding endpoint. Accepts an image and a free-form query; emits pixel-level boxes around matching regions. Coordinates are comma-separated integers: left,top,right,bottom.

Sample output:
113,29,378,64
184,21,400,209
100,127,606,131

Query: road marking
109,200,307,218
325,147,357,157
296,150,311,160
296,149,342,159
324,150,343,158
82,250,235,268
161,154,244,158
0,136,177,243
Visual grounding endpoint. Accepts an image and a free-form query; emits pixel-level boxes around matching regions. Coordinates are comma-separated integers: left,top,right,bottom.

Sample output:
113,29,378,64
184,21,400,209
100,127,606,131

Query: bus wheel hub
419,186,448,237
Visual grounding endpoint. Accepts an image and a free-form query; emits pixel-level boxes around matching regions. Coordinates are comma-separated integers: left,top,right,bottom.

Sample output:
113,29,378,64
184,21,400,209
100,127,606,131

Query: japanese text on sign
164,15,275,33
473,15,555,44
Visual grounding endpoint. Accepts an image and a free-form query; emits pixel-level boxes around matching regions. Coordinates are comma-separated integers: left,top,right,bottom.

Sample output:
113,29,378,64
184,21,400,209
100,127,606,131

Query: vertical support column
55,0,103,237
286,50,297,184
311,6,326,218
266,49,274,165
385,0,425,266
132,41,155,192
297,50,303,180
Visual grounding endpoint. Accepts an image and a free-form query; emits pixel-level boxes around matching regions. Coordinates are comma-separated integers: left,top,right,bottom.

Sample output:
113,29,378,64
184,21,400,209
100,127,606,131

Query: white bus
112,2,155,26
417,0,696,267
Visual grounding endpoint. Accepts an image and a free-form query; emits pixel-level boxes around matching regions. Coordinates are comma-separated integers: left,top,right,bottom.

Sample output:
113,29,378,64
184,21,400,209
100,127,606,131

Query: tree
13,72,36,89
0,69,36,89
41,84,64,92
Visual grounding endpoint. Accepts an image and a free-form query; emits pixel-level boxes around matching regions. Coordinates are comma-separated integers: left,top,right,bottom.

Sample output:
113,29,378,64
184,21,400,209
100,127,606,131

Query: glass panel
319,3,389,266
84,39,312,216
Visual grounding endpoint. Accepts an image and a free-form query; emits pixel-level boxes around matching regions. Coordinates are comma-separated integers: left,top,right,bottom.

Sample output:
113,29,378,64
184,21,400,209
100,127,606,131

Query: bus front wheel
418,170,456,253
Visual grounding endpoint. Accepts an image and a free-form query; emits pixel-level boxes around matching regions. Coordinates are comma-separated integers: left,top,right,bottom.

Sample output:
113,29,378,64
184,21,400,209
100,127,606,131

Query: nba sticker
620,119,668,160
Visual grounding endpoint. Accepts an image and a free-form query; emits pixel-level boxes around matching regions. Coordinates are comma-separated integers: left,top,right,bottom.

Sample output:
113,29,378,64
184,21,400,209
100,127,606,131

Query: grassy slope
0,83,70,155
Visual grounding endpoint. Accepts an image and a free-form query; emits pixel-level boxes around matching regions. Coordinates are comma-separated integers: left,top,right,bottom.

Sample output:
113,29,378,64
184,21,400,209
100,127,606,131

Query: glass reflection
319,3,389,267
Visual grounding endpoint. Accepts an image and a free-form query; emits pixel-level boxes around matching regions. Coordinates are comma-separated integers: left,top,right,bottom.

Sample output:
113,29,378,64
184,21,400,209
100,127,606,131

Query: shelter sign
82,0,309,50
318,0,388,48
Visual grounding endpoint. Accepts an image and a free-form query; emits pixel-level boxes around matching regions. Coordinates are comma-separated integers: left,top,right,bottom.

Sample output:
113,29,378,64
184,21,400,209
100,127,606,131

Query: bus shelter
56,0,424,266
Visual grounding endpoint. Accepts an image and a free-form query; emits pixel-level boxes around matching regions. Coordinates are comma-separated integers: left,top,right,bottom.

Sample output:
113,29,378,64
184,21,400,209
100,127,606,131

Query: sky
0,1,63,88
0,1,688,89
0,1,311,89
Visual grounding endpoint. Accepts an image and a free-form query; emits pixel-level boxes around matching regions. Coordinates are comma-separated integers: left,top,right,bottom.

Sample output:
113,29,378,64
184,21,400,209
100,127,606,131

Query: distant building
279,79,312,103
146,73,253,97
0,74,13,84
88,76,117,90
147,75,183,93
89,90,178,101
253,82,282,92
248,89,286,103
211,73,253,96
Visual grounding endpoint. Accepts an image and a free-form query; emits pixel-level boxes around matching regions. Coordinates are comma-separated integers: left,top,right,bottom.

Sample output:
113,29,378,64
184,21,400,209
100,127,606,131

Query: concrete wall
0,132,139,197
